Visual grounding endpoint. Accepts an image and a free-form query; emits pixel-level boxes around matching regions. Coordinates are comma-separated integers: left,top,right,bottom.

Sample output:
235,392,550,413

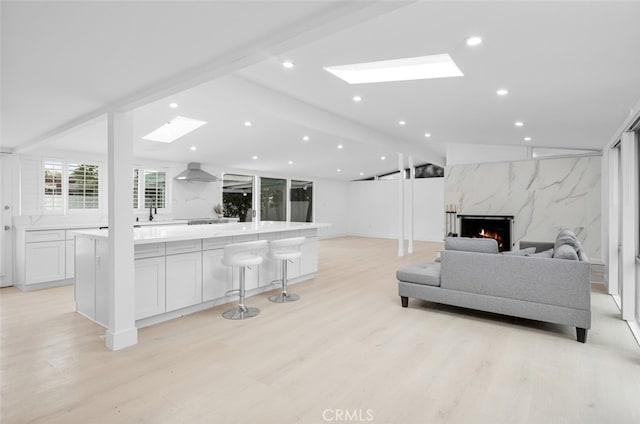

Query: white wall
446,143,529,166
169,163,222,219
347,178,444,242
314,179,349,239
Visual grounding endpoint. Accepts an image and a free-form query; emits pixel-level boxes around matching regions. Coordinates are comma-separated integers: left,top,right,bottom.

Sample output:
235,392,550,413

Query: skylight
142,116,206,143
323,54,463,84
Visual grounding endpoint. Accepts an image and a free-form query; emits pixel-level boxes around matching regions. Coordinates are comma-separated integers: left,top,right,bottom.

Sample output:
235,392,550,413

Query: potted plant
214,202,224,218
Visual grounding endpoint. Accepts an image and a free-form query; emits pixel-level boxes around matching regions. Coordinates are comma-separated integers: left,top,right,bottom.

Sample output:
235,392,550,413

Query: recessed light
399,120,406,126
337,168,342,172
190,146,197,151
337,144,343,149
466,36,483,46
514,121,524,127
524,137,532,142
381,156,386,160
288,160,293,165
324,53,464,84
497,89,509,96
244,121,252,127
252,155,258,160
282,61,295,69
302,135,309,141
142,116,207,143
169,102,179,109
360,172,364,176
424,133,431,138
353,95,362,102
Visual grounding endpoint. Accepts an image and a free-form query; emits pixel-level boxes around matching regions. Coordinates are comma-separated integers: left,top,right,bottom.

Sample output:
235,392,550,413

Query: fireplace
458,215,514,252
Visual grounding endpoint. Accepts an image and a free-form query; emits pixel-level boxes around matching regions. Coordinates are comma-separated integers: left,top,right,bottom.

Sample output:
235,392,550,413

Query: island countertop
71,221,330,244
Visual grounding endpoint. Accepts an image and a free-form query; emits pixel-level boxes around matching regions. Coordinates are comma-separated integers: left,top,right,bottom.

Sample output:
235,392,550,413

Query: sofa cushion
555,229,581,251
554,244,579,260
502,247,536,256
444,237,498,254
554,229,588,261
396,262,441,287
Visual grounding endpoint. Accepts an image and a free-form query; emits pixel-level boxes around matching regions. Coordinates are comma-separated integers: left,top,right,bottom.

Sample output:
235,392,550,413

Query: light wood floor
2,237,640,424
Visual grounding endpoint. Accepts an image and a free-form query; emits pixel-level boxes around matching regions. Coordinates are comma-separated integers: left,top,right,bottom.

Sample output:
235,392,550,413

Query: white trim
628,320,640,347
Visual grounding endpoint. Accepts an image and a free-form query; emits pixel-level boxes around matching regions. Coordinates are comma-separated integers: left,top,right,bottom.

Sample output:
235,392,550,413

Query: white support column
606,146,620,296
408,156,415,254
398,153,404,257
620,131,638,321
106,111,137,350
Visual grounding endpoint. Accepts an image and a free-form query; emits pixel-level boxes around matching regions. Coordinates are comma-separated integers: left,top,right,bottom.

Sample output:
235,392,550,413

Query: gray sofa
397,234,591,342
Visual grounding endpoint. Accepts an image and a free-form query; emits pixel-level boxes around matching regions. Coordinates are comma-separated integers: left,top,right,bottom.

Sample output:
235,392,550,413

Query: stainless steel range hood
174,162,219,182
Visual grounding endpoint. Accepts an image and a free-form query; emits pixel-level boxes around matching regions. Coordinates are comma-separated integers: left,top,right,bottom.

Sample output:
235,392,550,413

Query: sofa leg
576,328,588,343
401,296,408,308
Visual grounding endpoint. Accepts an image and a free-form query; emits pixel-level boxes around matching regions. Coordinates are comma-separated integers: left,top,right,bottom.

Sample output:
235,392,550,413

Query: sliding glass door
260,177,286,221
290,180,313,222
222,174,254,222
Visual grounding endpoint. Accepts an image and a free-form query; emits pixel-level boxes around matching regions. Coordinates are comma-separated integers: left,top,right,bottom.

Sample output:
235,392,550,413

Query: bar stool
221,240,268,320
268,237,305,303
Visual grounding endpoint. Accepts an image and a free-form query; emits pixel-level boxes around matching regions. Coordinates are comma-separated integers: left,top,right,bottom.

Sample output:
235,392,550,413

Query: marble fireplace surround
445,155,601,261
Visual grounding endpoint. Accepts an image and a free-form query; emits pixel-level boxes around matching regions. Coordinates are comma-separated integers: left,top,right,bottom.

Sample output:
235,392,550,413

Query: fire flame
478,228,504,249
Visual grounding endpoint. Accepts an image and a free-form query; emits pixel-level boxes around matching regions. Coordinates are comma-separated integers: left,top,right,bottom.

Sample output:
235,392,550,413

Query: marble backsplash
445,155,601,260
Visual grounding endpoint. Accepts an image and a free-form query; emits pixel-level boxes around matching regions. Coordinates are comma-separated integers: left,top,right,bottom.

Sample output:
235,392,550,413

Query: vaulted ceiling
2,1,640,180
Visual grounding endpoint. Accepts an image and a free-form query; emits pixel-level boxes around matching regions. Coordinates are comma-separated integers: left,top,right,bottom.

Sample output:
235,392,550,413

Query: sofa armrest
440,250,591,311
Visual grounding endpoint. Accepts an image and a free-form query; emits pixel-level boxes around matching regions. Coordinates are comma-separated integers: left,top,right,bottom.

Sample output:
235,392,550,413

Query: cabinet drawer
280,230,299,239
299,228,318,237
232,234,258,243
166,239,201,255
134,243,166,259
203,236,233,251
258,231,281,241
26,230,66,243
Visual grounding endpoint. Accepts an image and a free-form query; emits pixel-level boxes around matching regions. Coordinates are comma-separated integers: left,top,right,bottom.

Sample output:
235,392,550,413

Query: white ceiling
3,1,640,181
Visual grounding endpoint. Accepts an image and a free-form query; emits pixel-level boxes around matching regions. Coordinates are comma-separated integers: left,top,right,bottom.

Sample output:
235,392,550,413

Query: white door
202,249,230,301
135,256,166,320
25,241,66,284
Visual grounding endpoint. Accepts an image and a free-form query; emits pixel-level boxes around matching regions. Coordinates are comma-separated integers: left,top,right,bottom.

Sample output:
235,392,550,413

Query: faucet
149,196,157,221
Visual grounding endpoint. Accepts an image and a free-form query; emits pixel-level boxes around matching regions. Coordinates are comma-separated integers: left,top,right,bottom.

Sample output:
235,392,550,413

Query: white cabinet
74,237,108,326
202,249,230,301
75,237,96,319
25,240,66,285
166,252,202,312
135,256,166,320
65,239,75,279
301,236,318,275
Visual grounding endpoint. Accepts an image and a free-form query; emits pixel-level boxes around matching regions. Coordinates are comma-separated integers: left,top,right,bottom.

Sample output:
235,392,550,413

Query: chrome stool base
222,305,260,320
268,292,300,303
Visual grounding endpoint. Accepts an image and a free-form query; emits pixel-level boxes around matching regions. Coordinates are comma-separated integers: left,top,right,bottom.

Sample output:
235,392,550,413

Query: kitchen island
72,221,328,332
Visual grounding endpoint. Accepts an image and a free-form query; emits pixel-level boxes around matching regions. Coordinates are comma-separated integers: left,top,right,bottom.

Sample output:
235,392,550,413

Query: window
67,163,99,210
143,170,166,209
133,169,139,209
43,161,63,211
290,180,313,222
222,173,253,222
260,177,286,221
